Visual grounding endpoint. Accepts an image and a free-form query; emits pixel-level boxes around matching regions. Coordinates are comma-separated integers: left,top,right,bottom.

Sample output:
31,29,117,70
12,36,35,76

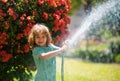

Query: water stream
67,0,120,48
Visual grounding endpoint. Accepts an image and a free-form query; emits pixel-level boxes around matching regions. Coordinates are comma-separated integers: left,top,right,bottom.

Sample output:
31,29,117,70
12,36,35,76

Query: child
28,23,67,81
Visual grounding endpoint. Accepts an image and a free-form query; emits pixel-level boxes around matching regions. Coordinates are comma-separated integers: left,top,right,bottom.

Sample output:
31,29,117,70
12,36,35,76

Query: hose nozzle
63,39,70,48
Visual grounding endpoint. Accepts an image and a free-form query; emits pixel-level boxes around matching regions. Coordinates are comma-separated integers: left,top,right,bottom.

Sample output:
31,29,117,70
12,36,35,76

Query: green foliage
69,0,81,14
73,49,114,63
72,37,120,63
115,54,120,63
108,39,120,55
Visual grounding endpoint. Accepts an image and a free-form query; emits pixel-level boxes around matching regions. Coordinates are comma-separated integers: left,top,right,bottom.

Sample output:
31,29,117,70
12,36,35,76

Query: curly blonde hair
28,23,52,49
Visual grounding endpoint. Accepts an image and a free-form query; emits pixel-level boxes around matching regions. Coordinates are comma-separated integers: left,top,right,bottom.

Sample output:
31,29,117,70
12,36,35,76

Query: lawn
56,57,120,81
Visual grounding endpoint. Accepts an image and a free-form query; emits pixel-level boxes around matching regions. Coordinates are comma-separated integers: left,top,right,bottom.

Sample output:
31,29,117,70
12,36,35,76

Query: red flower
60,0,66,5
27,16,31,21
1,0,8,3
16,33,23,40
43,12,48,20
19,21,23,26
20,16,25,20
53,26,59,32
24,44,30,53
54,19,59,27
58,19,65,27
32,11,36,16
65,5,71,12
0,46,3,49
0,32,9,45
13,15,17,20
47,0,57,7
38,0,44,5
53,13,60,26
27,23,33,27
60,27,65,34
53,13,60,20
56,35,62,42
23,13,26,17
8,8,17,20
25,0,28,3
23,26,31,36
8,8,14,16
0,9,6,17
0,51,12,62
5,22,9,30
63,13,71,24
55,10,63,16
20,13,27,20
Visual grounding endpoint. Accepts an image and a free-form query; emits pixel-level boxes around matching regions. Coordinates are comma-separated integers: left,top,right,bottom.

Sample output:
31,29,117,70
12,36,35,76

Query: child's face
35,32,47,47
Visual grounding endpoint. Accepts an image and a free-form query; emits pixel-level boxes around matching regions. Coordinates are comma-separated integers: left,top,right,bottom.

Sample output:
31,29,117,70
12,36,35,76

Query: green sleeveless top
32,44,59,81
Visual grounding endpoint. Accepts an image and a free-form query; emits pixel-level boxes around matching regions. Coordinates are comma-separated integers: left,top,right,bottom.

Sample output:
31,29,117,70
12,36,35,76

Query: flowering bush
0,0,71,81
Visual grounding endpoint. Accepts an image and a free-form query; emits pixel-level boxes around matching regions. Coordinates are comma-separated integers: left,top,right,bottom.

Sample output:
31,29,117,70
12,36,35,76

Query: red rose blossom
43,12,48,20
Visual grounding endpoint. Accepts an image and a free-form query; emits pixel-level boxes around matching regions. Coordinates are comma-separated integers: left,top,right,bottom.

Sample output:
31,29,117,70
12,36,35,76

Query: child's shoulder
32,46,46,54
50,44,60,50
32,46,43,51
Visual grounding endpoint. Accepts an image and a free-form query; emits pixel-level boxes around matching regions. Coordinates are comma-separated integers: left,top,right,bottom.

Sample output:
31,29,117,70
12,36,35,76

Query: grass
56,57,120,81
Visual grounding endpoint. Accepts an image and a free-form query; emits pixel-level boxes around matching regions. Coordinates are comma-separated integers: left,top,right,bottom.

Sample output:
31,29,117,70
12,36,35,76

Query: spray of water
66,0,120,48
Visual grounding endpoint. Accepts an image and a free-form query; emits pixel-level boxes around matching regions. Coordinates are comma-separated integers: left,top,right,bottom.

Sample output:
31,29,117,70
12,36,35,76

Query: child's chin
38,44,46,47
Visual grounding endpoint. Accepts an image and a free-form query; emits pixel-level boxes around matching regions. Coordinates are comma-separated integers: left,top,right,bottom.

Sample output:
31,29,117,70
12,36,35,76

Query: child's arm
40,45,67,59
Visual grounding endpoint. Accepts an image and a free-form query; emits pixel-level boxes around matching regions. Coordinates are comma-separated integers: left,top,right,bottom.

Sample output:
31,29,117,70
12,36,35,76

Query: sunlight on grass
56,57,120,81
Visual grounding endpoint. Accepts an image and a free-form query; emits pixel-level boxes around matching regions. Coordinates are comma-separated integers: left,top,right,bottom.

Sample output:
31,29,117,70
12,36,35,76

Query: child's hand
63,40,69,45
61,44,68,52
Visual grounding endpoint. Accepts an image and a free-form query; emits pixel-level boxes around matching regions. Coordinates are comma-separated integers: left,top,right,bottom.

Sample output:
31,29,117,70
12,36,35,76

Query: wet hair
28,23,52,49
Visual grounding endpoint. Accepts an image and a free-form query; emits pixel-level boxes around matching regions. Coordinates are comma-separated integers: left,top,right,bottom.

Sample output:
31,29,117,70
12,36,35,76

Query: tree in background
0,0,71,81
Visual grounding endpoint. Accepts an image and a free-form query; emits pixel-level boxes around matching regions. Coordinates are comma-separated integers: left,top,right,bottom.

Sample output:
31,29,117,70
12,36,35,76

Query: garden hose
61,40,70,81
61,54,64,81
